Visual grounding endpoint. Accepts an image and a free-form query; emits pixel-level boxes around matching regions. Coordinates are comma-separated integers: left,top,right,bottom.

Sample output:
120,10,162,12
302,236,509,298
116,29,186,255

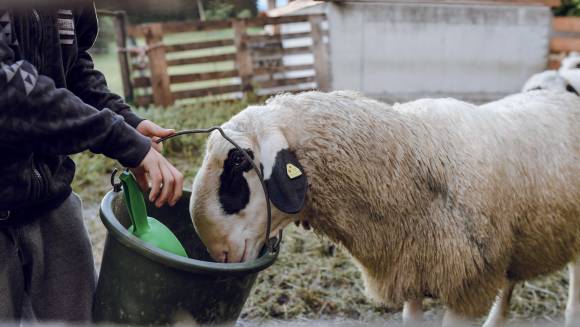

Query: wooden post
112,11,134,103
266,0,282,35
144,23,173,107
196,0,206,21
309,15,331,91
233,20,254,97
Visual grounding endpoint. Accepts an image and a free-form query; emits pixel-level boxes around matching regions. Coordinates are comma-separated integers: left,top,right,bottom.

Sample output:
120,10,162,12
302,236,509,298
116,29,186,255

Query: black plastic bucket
93,190,279,326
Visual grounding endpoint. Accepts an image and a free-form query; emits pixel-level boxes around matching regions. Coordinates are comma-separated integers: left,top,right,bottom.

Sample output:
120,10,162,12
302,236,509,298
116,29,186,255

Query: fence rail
113,14,330,107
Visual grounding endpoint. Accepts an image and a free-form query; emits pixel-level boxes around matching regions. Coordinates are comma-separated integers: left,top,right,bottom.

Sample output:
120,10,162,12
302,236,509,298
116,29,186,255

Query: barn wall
327,2,551,103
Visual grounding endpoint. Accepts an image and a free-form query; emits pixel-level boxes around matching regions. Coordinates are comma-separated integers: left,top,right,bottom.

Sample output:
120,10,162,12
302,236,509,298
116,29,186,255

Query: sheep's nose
221,251,229,263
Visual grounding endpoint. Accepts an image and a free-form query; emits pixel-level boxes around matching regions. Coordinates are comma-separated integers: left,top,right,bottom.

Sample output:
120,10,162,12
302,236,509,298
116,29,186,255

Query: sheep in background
522,52,580,94
189,90,580,326
522,70,574,93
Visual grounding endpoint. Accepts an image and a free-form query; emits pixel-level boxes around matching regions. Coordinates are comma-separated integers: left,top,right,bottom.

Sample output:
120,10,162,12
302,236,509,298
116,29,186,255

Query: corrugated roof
319,0,559,7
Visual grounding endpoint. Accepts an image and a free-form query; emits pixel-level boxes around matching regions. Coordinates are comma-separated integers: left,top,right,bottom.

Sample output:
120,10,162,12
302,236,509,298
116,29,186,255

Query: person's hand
131,148,184,207
136,120,175,152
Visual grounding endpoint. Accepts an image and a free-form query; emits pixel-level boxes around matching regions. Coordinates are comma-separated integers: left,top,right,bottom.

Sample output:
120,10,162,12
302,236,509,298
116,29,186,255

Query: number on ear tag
286,163,302,179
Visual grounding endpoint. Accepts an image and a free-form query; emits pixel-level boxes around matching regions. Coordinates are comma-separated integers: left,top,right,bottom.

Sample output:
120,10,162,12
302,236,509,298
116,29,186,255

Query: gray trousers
0,193,96,323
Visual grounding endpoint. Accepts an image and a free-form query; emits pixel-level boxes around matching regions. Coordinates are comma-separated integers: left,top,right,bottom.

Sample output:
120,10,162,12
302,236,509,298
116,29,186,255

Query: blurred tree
96,0,257,23
234,0,258,16
205,2,235,20
205,0,257,20
554,0,580,16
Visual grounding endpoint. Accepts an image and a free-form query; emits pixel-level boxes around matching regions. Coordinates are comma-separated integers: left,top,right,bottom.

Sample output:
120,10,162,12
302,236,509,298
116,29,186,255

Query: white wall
327,2,552,103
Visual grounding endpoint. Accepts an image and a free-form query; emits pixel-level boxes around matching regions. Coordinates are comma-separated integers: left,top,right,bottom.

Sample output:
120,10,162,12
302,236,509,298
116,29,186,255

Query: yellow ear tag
286,163,302,179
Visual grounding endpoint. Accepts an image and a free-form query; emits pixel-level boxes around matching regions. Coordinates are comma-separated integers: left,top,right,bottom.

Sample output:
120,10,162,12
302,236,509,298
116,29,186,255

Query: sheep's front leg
403,299,424,325
566,259,580,327
482,282,515,327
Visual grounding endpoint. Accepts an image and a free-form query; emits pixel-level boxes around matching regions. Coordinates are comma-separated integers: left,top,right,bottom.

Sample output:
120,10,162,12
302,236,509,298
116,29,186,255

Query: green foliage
554,0,580,16
204,0,257,20
205,1,236,21
98,0,200,24
97,0,257,24
236,9,253,19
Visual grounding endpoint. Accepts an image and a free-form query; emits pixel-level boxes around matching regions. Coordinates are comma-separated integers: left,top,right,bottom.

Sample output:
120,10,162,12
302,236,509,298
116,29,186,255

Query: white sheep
189,90,580,326
522,52,580,94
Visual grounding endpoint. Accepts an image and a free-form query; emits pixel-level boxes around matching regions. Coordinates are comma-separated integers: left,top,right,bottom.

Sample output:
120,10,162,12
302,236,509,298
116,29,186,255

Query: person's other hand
136,120,175,152
131,148,184,207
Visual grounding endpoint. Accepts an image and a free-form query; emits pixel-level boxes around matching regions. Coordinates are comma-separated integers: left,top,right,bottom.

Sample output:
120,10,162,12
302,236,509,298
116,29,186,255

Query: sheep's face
560,53,580,95
190,127,307,263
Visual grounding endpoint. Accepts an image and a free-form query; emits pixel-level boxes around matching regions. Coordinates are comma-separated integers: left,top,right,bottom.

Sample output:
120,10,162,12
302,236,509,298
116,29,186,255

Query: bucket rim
99,190,279,274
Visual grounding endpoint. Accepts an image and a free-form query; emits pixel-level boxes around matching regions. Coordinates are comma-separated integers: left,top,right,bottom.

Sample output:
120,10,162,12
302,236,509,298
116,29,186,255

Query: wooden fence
116,14,330,107
550,17,580,69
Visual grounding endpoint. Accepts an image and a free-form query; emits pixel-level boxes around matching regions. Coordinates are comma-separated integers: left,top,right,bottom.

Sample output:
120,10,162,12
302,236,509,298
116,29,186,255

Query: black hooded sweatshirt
0,5,151,224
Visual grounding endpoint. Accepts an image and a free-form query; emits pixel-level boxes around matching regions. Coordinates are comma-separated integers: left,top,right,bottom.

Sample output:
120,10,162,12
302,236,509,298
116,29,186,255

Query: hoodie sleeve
66,4,144,128
0,10,150,168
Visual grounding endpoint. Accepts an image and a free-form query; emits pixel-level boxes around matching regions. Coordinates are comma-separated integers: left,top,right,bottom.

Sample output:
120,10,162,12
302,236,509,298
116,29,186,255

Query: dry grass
85,216,572,325
241,225,571,324
242,226,396,321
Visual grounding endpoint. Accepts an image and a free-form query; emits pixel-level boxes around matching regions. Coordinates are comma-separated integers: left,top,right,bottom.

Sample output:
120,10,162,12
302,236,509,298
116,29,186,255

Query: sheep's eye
227,148,254,172
233,153,246,166
576,63,580,69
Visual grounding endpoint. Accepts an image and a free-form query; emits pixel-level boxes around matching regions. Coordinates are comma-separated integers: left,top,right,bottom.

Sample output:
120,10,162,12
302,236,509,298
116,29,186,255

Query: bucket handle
111,126,282,254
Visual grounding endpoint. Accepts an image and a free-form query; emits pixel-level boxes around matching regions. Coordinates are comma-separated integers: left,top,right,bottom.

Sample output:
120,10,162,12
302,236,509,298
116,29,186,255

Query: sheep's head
560,52,580,71
560,53,580,95
190,122,308,263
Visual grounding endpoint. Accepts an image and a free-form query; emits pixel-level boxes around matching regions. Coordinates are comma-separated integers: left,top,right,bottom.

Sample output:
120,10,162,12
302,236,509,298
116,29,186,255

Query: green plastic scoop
119,171,188,257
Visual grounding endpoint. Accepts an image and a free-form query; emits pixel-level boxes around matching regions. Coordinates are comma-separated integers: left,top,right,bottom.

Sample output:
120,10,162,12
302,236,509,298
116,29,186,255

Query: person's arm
67,5,174,151
0,9,182,206
66,5,144,128
0,14,149,168
67,5,148,128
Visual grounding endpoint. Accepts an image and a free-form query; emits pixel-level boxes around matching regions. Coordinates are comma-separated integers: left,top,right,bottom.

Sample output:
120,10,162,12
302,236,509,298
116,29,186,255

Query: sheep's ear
259,129,308,214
